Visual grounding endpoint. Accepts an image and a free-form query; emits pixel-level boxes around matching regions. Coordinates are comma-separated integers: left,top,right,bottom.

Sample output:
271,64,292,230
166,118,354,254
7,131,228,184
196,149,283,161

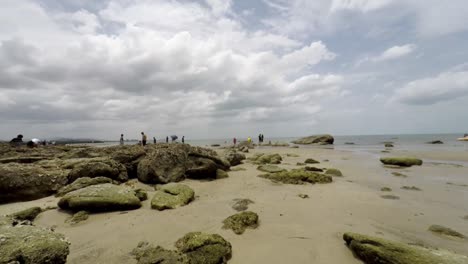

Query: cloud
393,70,468,105
330,0,393,13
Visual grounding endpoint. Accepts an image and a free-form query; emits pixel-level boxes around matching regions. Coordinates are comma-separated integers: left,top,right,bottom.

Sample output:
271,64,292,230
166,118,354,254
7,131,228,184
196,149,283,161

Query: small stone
304,158,320,164
380,187,392,192
391,172,408,177
325,168,343,177
175,232,232,264
381,195,400,200
401,186,422,191
9,207,42,221
428,225,465,239
134,189,148,201
222,211,259,235
151,184,195,211
66,211,89,225
298,194,309,199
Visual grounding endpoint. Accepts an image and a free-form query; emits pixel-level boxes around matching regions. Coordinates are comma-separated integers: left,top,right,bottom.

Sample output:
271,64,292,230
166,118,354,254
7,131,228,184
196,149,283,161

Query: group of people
232,134,266,145
120,133,185,146
258,134,265,143
9,134,48,147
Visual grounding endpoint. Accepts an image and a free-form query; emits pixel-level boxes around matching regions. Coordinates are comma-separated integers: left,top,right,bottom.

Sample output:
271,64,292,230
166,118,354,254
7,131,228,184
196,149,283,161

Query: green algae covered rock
66,211,89,225
67,157,128,182
0,224,70,264
175,232,232,264
259,169,332,185
216,169,229,179
224,150,246,166
222,211,259,234
381,187,392,192
58,183,142,212
56,176,114,196
381,194,400,200
134,188,148,201
151,184,194,211
402,186,422,191
380,157,423,167
304,158,320,164
343,232,468,264
428,225,465,239
304,166,323,172
325,168,343,177
132,241,189,264
292,134,334,145
249,153,282,165
9,206,42,221
257,164,286,173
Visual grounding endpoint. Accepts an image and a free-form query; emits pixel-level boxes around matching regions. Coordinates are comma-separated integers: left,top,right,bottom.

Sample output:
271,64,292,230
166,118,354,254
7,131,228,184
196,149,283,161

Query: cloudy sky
1,0,468,140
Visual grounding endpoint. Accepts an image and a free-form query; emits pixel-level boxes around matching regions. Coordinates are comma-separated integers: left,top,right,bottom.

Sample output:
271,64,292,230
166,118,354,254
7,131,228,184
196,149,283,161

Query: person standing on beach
166,136,169,143
120,134,124,145
182,136,185,144
141,132,147,146
233,137,237,145
153,137,156,144
247,137,252,144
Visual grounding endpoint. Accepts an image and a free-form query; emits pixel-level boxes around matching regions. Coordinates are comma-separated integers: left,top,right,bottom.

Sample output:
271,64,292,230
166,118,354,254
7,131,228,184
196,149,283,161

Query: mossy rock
175,232,232,264
296,162,306,166
286,153,300,157
292,134,334,145
132,241,189,264
151,184,194,211
325,168,343,177
232,198,254,212
381,194,400,200
259,169,332,185
385,143,394,148
401,186,422,191
304,166,323,172
343,232,468,264
134,189,148,201
380,187,392,192
298,194,309,199
216,169,229,179
222,211,259,235
0,224,70,264
58,183,142,212
66,211,89,225
428,225,465,239
304,158,320,164
380,157,423,167
67,157,128,182
9,206,42,221
230,167,246,172
56,176,114,197
257,165,286,173
249,153,282,165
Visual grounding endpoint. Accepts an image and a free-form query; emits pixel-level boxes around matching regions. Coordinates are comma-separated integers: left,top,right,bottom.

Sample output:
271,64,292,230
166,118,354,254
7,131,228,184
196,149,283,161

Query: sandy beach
1,144,467,263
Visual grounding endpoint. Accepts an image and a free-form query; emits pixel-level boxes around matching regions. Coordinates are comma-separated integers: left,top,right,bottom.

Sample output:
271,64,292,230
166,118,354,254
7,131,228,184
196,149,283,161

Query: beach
1,141,467,263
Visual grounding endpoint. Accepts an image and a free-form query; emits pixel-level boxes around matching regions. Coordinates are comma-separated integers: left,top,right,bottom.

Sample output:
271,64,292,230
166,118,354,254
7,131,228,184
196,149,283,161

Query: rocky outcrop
151,184,195,211
259,169,333,185
186,158,218,179
343,232,468,264
58,183,142,212
224,150,246,166
304,158,319,164
66,158,128,183
380,157,423,167
292,134,334,145
249,153,282,165
222,211,259,234
175,232,232,264
257,165,286,173
107,145,146,178
9,207,42,221
132,242,189,264
56,176,114,196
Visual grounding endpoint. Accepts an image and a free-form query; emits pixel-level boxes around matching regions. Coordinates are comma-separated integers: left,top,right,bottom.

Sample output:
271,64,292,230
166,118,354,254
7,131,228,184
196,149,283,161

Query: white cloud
330,0,393,12
393,70,468,105
372,44,416,62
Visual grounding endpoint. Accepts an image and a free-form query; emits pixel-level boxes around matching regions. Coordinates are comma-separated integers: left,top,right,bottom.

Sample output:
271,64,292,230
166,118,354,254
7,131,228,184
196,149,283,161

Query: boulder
343,232,468,264
259,169,332,185
186,158,218,179
0,162,68,203
304,158,319,164
257,165,286,173
380,157,423,167
222,211,259,234
56,177,114,196
249,153,282,165
58,183,142,212
428,225,465,239
292,134,334,145
107,145,146,178
325,168,343,177
175,232,232,264
385,143,394,148
67,158,128,183
151,184,195,211
304,166,323,172
132,242,189,264
224,150,246,166
0,223,70,264
381,187,392,192
216,169,229,179
66,211,89,225
9,207,42,221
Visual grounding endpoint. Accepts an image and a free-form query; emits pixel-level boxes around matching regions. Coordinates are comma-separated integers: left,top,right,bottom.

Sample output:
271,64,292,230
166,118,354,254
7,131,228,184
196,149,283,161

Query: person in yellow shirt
247,137,252,143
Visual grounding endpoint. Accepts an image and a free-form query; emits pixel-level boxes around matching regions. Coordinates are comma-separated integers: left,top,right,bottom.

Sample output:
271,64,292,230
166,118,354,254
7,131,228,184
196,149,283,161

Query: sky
1,0,468,140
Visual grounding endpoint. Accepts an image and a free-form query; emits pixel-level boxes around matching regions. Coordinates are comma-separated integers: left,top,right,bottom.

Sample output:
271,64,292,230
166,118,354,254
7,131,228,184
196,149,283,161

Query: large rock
151,184,195,211
222,211,259,234
343,232,468,264
380,157,423,167
186,158,218,179
108,145,147,178
175,232,232,264
56,176,114,196
292,134,334,145
66,158,128,183
132,242,189,264
58,183,142,212
224,150,246,166
259,169,333,185
0,163,68,203
0,222,70,264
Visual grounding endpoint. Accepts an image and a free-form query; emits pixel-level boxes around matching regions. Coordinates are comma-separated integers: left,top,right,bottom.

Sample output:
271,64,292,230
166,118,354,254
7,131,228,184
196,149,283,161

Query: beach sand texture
1,145,467,263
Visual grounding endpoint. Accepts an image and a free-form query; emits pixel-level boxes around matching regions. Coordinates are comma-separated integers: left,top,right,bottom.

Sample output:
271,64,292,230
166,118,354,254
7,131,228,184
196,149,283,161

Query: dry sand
1,146,467,263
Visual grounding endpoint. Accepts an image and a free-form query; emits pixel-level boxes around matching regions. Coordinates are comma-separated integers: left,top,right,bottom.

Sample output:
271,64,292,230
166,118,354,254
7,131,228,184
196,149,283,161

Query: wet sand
1,146,467,263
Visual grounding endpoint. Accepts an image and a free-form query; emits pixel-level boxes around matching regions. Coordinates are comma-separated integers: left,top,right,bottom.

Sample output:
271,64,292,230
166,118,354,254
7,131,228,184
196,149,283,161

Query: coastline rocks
186,158,218,179
0,223,70,264
304,158,320,164
224,150,246,166
151,184,194,211
292,134,334,145
257,165,286,173
66,211,89,225
380,157,423,167
325,168,343,177
259,169,332,185
132,242,189,264
9,206,42,221
222,211,259,234
428,225,465,239
56,176,114,197
304,166,323,172
108,145,146,178
137,145,189,183
249,153,282,165
175,232,232,264
58,183,142,212
343,232,468,264
0,162,68,203
67,158,128,183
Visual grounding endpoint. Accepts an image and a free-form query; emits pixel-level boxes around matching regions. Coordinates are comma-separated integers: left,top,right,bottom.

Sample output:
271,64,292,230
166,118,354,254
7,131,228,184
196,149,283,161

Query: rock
216,169,229,179
304,166,324,172
325,168,343,177
385,143,394,148
240,147,249,153
257,165,286,173
464,215,468,220
292,134,334,145
401,186,422,191
56,177,114,197
343,232,468,264
344,142,355,145
427,140,443,144
260,142,289,147
249,153,282,165
186,158,218,179
0,162,68,203
222,211,259,234
132,241,189,264
380,157,423,167
298,194,309,199
381,150,390,153
58,183,142,212
66,211,89,225
175,232,232,264
428,225,465,239
232,198,254,212
67,158,128,183
9,207,42,221
381,194,400,200
134,189,148,201
286,153,299,157
259,169,333,185
0,223,70,264
0,156,46,164
290,146,299,148
108,145,146,179
296,162,306,166
380,187,392,192
224,150,246,166
211,144,221,147
230,167,246,172
304,158,320,164
237,141,254,149
151,184,195,211
391,172,407,177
